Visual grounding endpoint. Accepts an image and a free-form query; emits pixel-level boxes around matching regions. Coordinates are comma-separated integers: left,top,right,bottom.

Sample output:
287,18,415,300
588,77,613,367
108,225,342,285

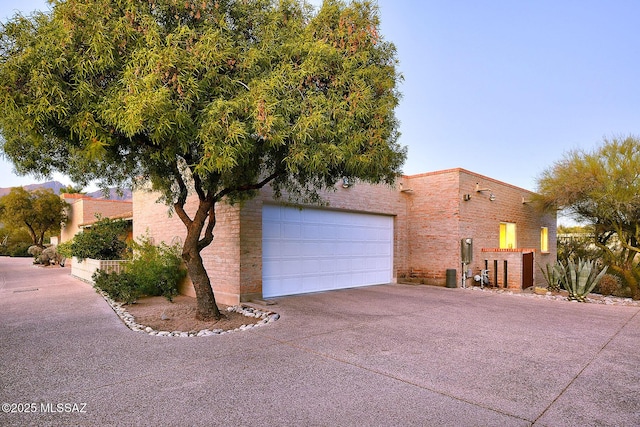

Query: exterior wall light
475,182,495,201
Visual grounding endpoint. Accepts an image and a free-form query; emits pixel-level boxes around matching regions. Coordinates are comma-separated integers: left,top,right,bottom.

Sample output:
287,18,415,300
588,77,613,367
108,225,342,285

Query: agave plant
539,263,561,292
554,258,608,302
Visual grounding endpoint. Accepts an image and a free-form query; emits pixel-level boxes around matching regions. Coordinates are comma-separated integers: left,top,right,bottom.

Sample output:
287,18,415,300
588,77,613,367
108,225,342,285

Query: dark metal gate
522,252,534,289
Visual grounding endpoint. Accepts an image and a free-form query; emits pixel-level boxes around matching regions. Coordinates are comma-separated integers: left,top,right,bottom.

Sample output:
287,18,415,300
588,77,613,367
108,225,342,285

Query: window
499,222,516,249
540,227,549,253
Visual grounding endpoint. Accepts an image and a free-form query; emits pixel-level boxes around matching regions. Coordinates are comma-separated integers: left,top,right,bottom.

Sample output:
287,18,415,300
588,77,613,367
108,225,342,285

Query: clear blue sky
1,0,639,192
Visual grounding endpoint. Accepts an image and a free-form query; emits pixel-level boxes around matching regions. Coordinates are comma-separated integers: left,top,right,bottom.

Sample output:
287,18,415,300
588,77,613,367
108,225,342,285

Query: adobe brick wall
407,169,557,288
132,168,556,303
459,170,556,288
60,194,132,243
132,188,242,306
133,180,408,304
401,170,461,284
480,249,530,290
60,196,85,243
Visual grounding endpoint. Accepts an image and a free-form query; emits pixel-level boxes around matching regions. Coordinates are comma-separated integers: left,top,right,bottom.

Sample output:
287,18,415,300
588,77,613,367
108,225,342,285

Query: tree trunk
24,223,41,248
179,197,222,321
183,247,221,320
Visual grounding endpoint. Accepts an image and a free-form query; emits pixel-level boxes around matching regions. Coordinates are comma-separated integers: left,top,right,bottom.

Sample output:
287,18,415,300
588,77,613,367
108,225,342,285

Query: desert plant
539,263,561,292
56,241,73,259
38,245,65,266
27,245,44,259
595,274,620,296
554,258,608,302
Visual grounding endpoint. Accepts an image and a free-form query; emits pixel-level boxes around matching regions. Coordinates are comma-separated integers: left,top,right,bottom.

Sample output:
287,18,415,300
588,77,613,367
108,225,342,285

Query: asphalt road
1,256,639,426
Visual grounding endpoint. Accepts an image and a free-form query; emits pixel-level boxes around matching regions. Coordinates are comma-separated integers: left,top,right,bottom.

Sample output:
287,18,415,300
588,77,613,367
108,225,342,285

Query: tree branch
198,203,216,251
216,169,282,200
173,164,192,228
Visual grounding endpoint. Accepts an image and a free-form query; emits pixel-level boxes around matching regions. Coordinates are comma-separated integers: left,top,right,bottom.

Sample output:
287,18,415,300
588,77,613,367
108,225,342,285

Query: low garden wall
71,257,128,284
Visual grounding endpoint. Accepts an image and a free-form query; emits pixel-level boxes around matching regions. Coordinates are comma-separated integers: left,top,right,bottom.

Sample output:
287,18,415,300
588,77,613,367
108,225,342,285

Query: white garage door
262,205,393,298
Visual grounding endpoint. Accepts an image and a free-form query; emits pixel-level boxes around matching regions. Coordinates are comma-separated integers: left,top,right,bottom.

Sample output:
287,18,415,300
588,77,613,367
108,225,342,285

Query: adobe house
60,194,133,243
133,168,556,305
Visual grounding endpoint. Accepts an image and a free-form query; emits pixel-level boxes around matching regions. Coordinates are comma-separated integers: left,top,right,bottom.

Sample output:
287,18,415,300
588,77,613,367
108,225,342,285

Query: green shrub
67,217,128,261
93,270,140,304
8,242,31,257
127,236,185,301
57,241,73,259
92,235,185,303
1,228,33,256
554,258,608,302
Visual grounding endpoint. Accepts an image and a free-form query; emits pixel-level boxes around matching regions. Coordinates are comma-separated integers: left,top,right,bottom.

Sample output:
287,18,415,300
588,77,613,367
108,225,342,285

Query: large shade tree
537,135,640,298
0,187,69,248
0,0,406,319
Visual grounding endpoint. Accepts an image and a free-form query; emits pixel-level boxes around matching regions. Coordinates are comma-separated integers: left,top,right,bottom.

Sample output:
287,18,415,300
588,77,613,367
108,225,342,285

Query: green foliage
539,263,561,292
0,0,404,200
92,235,185,303
554,258,608,302
0,227,32,256
59,185,84,194
538,136,640,299
556,230,601,267
92,270,140,304
126,236,186,301
7,242,31,257
0,187,68,247
56,240,73,259
66,217,128,261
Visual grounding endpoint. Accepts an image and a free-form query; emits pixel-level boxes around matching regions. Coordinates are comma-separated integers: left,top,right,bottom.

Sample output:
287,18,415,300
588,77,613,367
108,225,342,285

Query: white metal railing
71,257,129,283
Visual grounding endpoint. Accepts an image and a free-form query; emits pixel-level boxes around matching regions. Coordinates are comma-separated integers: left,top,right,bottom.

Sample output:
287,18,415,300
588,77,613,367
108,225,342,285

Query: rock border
97,290,280,337
467,286,640,307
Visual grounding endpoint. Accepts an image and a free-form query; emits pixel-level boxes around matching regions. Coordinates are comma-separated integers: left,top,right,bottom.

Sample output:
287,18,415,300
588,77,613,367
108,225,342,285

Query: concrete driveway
1,256,639,426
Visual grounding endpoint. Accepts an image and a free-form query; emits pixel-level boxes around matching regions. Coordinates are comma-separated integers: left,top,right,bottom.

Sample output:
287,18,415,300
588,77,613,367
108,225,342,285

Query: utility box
461,238,473,264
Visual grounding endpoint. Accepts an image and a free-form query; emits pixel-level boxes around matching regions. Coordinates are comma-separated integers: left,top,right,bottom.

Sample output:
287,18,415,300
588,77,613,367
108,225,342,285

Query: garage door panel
262,205,393,298
282,242,300,257
320,259,335,273
262,221,281,238
262,259,280,276
283,208,301,221
303,259,320,274
376,242,392,255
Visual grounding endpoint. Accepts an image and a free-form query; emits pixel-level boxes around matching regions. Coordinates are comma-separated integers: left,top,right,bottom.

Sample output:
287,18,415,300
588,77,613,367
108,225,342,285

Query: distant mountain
85,188,132,201
0,181,132,200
